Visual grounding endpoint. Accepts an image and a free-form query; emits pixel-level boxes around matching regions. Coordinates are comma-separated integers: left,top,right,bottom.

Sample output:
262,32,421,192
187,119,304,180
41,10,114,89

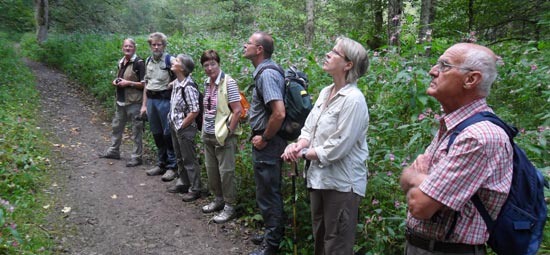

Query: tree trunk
367,0,384,50
468,0,474,32
305,0,315,49
387,0,403,47
35,0,49,44
418,0,436,42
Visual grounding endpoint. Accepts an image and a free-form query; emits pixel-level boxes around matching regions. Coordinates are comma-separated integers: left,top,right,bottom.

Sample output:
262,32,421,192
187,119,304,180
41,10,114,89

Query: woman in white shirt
282,36,370,255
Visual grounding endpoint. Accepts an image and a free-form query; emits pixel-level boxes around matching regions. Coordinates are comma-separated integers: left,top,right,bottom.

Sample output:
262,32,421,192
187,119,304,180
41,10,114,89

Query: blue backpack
446,111,548,255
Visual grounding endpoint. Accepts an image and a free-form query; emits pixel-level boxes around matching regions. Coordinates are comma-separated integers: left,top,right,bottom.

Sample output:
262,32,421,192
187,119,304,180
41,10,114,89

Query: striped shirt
407,98,513,244
203,71,241,135
169,76,199,130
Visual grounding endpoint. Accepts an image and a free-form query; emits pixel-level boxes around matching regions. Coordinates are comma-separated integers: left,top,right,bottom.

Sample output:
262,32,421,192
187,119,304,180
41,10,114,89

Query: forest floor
26,58,256,255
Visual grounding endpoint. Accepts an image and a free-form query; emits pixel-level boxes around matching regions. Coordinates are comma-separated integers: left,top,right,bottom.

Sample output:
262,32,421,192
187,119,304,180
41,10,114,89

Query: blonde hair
336,36,369,83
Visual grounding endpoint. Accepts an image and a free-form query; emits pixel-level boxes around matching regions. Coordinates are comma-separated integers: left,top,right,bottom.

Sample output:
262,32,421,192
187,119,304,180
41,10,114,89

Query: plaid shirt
169,76,199,130
407,98,513,244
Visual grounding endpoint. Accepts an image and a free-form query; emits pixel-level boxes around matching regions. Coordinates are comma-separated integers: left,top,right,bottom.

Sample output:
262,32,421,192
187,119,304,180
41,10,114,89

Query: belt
146,89,171,99
405,230,485,254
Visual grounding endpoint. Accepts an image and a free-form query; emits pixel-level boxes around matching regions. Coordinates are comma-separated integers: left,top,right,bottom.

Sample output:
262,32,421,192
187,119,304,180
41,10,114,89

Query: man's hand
251,135,268,150
399,154,430,193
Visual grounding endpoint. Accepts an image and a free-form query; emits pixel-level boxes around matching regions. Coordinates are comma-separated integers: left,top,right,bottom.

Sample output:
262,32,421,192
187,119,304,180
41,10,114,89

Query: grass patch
0,35,56,254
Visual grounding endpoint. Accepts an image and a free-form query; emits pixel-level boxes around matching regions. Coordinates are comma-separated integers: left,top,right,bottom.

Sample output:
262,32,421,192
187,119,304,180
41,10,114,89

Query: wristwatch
261,134,271,142
301,148,308,160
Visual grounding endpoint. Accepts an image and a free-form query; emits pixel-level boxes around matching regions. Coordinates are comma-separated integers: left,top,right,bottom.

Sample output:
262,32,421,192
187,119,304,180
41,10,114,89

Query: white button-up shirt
299,83,369,197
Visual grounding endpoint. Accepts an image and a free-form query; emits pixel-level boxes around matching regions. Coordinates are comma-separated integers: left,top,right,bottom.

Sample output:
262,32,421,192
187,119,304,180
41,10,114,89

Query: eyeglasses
245,41,260,47
434,61,473,73
330,49,350,61
203,61,218,69
150,43,164,47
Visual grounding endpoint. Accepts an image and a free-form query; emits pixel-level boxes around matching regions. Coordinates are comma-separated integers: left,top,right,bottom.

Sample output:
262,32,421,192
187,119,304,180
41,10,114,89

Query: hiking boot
181,191,200,202
167,184,189,194
248,243,279,255
98,151,120,160
125,158,142,167
213,204,236,224
161,169,177,182
146,166,165,176
250,233,264,245
202,198,225,213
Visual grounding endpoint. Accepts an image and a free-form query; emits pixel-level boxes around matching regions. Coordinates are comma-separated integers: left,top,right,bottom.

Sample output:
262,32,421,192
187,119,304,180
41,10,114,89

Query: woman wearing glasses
200,49,242,223
282,36,370,254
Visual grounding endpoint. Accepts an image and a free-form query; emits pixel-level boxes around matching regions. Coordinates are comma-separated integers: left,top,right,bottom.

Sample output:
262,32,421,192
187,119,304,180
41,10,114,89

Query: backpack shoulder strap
181,80,198,108
165,54,172,68
133,57,144,73
254,64,284,81
254,64,285,104
447,111,516,151
445,111,518,238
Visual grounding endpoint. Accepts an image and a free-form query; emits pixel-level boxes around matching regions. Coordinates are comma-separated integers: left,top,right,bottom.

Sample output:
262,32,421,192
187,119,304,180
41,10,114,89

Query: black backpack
146,54,177,81
446,111,548,255
181,81,204,131
255,65,313,140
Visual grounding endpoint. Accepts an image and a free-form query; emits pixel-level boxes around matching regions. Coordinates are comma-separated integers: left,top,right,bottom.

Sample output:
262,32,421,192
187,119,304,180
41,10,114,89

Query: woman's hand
281,143,301,162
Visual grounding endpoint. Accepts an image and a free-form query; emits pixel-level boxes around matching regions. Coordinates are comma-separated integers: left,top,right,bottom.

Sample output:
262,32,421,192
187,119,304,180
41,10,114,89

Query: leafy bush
19,32,550,254
0,35,55,254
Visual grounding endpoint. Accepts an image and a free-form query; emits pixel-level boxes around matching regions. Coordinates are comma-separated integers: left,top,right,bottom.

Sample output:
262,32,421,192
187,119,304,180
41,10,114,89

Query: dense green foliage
4,0,550,48
0,0,34,33
0,33,56,254
19,31,550,254
4,0,550,253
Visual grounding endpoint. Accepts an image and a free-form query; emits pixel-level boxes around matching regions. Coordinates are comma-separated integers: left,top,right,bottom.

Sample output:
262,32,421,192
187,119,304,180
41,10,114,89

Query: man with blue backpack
400,43,547,255
140,32,178,182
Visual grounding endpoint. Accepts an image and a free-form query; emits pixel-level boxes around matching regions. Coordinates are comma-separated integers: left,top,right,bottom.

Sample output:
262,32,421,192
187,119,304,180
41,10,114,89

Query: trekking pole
291,161,298,255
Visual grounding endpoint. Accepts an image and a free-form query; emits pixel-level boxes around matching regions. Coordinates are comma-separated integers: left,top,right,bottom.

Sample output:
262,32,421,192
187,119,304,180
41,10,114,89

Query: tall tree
418,0,436,43
367,0,384,50
387,0,403,46
34,0,48,44
305,0,315,48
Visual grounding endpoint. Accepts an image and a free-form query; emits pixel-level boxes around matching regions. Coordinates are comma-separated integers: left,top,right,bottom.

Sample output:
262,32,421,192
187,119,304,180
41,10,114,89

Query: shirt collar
176,75,193,88
326,82,358,97
441,98,491,131
253,58,274,77
119,54,138,66
206,70,225,86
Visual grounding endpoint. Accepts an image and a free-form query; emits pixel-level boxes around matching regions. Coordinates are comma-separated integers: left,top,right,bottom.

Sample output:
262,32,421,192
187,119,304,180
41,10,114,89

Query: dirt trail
26,59,253,255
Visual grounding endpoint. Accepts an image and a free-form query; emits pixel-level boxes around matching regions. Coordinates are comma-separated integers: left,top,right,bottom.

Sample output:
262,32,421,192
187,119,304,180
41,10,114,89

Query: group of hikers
98,30,528,255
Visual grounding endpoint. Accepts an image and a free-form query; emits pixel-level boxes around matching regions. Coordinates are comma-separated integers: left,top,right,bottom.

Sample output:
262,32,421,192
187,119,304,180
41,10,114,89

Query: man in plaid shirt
400,43,513,255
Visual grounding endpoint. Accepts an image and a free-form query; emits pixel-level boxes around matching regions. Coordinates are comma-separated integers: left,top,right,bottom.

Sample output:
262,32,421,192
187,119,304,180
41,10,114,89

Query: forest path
26,59,253,255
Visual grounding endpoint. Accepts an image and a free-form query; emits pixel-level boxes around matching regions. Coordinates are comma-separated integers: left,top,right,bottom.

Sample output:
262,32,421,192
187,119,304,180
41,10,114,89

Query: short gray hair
123,38,136,47
177,54,195,76
148,32,167,46
336,36,369,83
461,47,498,96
